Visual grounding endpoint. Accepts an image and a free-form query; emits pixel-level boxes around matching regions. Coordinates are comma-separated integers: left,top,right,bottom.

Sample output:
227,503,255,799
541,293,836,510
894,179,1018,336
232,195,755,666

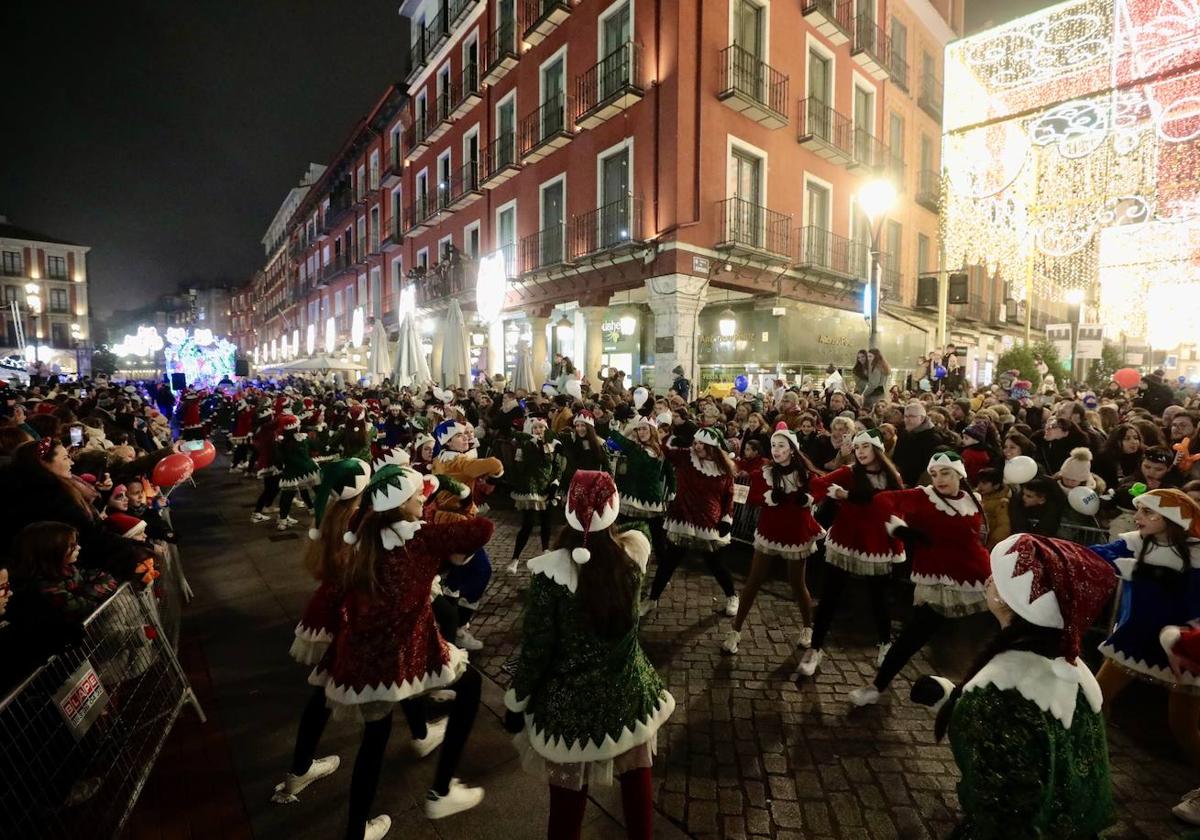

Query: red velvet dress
877,486,990,616
746,463,824,560
663,445,734,551
290,581,341,666
307,517,494,717
810,467,904,576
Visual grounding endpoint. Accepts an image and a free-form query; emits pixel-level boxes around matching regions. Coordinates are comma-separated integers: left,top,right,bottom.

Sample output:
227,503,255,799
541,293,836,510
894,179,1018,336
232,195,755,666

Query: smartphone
184,440,205,452
79,389,87,399
70,426,83,447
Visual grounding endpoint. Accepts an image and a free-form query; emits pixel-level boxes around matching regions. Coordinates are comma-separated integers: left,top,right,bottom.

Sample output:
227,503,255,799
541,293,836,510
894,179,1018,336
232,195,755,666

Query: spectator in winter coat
892,402,942,487
1135,371,1176,416
975,468,1011,549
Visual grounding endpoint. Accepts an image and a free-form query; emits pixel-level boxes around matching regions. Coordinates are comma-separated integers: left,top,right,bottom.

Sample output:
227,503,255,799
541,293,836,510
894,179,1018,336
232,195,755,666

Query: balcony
428,91,454,143
716,45,788,130
405,196,437,234
483,19,518,85
519,92,573,163
954,293,986,322
851,14,891,81
851,127,889,172
406,32,429,84
444,160,484,211
0,263,25,278
919,71,943,123
795,226,867,281
520,224,571,275
575,42,644,129
325,191,355,230
890,48,909,92
916,169,940,213
381,216,403,251
801,0,852,46
423,9,451,57
878,253,901,301
796,98,854,165
415,258,476,309
382,147,403,187
449,0,479,29
449,63,482,120
320,255,353,287
409,116,433,155
571,195,644,258
715,197,791,263
480,132,521,187
523,0,571,48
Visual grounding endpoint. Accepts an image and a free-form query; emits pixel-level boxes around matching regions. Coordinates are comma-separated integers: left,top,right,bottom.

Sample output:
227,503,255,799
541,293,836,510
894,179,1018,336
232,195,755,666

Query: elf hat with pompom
927,450,966,479
1133,488,1200,538
852,428,885,451
279,413,300,432
769,421,798,452
432,419,471,456
106,512,147,539
564,470,621,563
695,426,726,449
1058,447,1095,488
308,458,372,540
989,533,1117,662
343,464,439,547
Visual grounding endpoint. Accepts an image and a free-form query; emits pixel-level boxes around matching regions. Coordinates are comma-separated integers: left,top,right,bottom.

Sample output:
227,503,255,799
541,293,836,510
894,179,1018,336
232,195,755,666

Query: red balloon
153,453,195,488
1113,368,1141,390
187,439,217,470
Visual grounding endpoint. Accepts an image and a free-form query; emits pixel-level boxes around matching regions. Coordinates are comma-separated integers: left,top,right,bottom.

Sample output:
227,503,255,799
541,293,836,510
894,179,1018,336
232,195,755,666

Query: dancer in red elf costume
720,422,824,655
801,428,905,676
848,451,991,706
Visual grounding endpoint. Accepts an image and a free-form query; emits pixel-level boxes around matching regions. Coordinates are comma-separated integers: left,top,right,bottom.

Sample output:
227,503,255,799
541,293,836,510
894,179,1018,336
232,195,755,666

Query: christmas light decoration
162,328,237,387
943,0,1200,344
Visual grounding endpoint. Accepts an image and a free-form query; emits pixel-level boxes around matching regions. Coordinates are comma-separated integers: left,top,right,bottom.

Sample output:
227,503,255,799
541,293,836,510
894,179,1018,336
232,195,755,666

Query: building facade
247,0,1046,390
0,216,91,372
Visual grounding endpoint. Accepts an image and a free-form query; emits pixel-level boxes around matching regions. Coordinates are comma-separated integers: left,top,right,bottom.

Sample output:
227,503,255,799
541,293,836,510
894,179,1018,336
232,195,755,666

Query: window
389,258,403,312
497,200,517,274
464,221,481,258
917,233,931,274
370,268,381,317
808,48,831,105
805,180,831,231
369,151,380,189
733,0,764,58
890,18,908,88
438,65,451,113
51,322,69,347
920,133,934,174
370,205,381,252
540,177,566,265
437,151,452,207
3,251,24,276
496,93,517,167
357,274,367,311
598,141,632,247
416,248,429,271
4,285,18,304
884,220,902,287
600,1,632,98
438,236,454,264
888,112,905,184
417,169,429,214
49,288,69,313
47,256,67,280
416,92,428,133
335,289,344,317
729,146,764,246
357,165,366,199
540,52,567,137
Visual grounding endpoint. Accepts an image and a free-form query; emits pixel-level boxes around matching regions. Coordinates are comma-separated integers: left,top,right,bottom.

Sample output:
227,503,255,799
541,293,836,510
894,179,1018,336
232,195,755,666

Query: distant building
0,215,91,371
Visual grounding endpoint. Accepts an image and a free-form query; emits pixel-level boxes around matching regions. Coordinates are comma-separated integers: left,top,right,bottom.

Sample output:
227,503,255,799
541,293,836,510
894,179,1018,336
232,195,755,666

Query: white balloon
1004,455,1038,485
565,378,583,400
1068,485,1101,516
633,386,649,410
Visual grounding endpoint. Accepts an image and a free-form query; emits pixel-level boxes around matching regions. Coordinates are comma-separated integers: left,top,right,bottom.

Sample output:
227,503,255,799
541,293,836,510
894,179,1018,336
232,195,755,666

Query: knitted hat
564,470,620,563
989,534,1117,662
1133,488,1200,538
852,428,885,451
769,421,798,452
105,513,147,539
308,458,372,540
279,413,300,432
573,410,596,428
927,451,966,479
963,420,990,443
655,411,673,426
432,419,471,456
1058,447,1094,487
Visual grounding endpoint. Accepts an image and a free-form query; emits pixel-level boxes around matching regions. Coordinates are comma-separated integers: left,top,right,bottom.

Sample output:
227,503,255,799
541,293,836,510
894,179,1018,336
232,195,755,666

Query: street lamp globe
858,179,897,225
718,307,737,338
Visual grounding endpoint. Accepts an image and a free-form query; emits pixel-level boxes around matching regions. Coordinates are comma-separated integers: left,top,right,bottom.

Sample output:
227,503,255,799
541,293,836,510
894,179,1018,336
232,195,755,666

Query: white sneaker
263,506,279,514
724,595,740,617
364,814,392,840
505,559,520,574
277,516,298,531
797,626,813,648
413,718,448,758
270,755,341,804
1174,794,1200,826
427,689,456,703
721,629,740,654
638,598,657,618
293,498,307,510
250,512,271,523
425,779,484,819
228,465,241,474
876,642,893,667
456,626,483,651
848,685,881,707
798,648,823,676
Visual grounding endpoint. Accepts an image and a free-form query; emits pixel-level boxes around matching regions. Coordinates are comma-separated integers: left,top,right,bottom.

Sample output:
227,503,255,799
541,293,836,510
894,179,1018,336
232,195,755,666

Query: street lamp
717,307,737,338
858,180,897,351
1065,287,1085,383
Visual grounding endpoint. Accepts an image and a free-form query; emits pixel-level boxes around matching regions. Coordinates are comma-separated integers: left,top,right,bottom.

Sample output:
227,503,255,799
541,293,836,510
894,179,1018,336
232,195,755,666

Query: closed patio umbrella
392,310,431,387
367,319,392,384
440,299,471,389
512,340,535,393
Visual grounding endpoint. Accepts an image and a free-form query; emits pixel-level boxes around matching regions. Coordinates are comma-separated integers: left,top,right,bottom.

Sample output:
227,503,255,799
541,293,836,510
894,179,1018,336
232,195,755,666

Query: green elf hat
694,426,725,449
852,428,885,451
308,458,372,540
371,446,410,471
344,465,440,545
927,450,967,480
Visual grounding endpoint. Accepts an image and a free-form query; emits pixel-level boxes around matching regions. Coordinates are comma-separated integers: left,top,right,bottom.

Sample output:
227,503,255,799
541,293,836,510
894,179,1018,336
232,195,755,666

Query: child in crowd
975,467,1011,548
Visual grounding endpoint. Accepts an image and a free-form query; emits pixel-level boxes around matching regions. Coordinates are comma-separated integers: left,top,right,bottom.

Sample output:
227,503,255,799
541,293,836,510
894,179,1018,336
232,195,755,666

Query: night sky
3,0,1050,316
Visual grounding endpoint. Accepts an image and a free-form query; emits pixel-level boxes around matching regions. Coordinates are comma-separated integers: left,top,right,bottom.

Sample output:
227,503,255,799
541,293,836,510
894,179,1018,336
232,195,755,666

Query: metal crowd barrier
730,476,760,545
0,583,205,839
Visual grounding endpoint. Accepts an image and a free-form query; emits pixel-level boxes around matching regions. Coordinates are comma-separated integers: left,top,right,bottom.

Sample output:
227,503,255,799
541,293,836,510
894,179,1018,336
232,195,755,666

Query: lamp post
858,180,897,351
1065,287,1084,384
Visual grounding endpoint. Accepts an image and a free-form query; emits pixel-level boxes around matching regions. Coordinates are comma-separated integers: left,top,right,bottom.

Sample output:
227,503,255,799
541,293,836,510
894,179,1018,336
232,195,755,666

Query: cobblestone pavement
472,505,1199,840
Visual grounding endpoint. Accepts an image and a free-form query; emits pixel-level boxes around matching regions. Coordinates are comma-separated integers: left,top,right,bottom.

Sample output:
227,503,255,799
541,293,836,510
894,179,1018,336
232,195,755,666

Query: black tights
289,667,482,837
513,508,552,559
280,488,313,518
431,594,460,642
231,442,252,467
810,566,892,651
872,605,947,691
649,540,734,601
255,474,280,513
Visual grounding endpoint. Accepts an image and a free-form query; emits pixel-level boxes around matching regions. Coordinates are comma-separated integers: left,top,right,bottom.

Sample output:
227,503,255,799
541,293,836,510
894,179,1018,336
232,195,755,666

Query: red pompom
775,421,789,432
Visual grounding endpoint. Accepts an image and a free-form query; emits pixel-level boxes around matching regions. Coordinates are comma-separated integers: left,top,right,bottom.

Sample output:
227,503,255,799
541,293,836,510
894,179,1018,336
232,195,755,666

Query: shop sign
692,255,710,275
817,334,851,347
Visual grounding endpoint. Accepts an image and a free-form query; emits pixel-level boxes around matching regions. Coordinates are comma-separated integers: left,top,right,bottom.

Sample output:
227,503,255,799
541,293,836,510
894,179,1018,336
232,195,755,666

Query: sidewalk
135,458,1195,839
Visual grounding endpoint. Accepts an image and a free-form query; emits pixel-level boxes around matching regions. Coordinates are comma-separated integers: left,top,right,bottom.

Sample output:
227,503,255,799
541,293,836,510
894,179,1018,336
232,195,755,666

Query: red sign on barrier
54,661,109,740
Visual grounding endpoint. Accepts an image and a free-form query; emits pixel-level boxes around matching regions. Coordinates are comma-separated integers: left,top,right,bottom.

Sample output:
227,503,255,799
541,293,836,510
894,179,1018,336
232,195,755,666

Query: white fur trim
289,624,334,666
1111,532,1200,578
664,518,730,546
825,539,904,573
753,533,819,560
504,687,529,713
919,485,979,517
280,470,321,489
911,571,988,590
927,676,957,712
695,428,722,448
380,520,423,550
763,489,775,507
372,472,426,512
572,547,592,563
619,497,668,516
885,515,907,536
565,495,621,534
989,533,1065,630
1161,625,1183,659
689,450,726,477
964,650,1102,729
1099,642,1200,691
1135,493,1195,533
309,644,469,705
912,582,987,616
614,529,651,574
524,691,676,764
528,548,579,593
928,452,967,479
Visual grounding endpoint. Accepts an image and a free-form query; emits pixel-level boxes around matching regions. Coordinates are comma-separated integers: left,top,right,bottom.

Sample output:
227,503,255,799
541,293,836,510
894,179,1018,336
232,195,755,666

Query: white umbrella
512,340,535,393
441,299,471,389
392,310,431,387
367,319,391,384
